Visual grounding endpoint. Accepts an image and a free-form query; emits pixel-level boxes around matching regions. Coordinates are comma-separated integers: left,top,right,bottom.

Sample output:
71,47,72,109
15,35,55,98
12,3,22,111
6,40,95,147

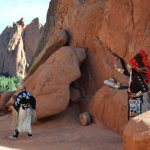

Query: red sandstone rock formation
0,91,14,112
0,19,26,77
25,46,86,118
90,86,128,134
0,18,42,77
23,18,43,64
27,29,68,78
38,0,150,94
3,2,149,149
123,111,150,150
23,0,150,135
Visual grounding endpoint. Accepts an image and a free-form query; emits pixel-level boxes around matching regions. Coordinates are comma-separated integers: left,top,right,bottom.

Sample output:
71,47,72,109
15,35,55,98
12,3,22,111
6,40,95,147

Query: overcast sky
0,0,50,34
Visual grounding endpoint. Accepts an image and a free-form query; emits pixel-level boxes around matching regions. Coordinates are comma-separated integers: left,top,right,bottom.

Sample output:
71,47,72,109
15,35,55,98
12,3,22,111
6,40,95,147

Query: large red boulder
0,91,15,112
27,29,68,78
24,46,86,119
123,111,150,150
90,86,129,134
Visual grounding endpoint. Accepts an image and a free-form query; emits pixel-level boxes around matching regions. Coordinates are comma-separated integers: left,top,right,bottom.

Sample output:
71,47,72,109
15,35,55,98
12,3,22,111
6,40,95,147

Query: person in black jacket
115,50,150,119
9,87,36,140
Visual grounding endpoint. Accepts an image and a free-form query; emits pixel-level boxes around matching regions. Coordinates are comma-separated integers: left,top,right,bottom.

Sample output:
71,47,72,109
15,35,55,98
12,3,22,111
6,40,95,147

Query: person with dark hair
9,87,36,140
115,50,150,119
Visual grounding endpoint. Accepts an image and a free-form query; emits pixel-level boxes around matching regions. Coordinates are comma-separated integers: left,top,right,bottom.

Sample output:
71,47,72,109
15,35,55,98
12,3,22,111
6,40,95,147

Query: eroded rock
0,23,26,77
123,111,150,150
27,29,68,78
24,46,86,118
23,18,43,64
90,86,129,134
0,91,15,112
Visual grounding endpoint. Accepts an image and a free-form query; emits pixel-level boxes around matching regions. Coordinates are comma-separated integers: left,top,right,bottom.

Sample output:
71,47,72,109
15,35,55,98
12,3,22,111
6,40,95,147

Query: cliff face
23,18,43,64
0,18,26,77
37,0,150,95
0,18,42,77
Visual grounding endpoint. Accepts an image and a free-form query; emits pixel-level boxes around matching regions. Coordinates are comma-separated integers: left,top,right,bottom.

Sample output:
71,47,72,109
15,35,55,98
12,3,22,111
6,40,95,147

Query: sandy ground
0,104,122,150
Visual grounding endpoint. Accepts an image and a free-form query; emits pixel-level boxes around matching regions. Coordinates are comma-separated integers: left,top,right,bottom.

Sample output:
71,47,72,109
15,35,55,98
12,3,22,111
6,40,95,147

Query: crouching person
9,87,36,140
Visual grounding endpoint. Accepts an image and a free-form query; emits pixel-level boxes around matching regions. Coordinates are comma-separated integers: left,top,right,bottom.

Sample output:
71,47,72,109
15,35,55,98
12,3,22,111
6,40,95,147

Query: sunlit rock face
0,18,26,77
25,46,86,118
123,111,150,150
0,18,42,77
38,0,150,95
90,86,128,135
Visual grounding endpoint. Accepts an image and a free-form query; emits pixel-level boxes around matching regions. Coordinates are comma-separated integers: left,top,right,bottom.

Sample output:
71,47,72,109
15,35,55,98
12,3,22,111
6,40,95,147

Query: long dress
122,68,149,119
12,90,36,134
17,107,33,134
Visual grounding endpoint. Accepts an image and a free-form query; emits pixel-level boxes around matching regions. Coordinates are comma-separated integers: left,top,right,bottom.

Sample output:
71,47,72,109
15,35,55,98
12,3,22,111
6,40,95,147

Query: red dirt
0,104,122,150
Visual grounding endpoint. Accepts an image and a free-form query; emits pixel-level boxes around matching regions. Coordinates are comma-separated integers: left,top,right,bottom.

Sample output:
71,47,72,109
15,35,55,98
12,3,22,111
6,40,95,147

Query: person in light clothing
9,87,36,139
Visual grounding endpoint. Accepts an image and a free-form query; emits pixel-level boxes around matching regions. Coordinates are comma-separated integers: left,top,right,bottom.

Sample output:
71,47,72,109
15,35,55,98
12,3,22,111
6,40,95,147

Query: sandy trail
0,104,122,150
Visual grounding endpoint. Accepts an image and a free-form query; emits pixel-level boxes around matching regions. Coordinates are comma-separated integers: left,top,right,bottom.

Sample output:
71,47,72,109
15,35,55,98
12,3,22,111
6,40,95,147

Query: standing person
115,50,150,119
9,87,36,139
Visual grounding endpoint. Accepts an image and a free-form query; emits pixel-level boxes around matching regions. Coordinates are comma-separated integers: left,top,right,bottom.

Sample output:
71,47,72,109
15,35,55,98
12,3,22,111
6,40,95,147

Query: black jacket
124,68,149,93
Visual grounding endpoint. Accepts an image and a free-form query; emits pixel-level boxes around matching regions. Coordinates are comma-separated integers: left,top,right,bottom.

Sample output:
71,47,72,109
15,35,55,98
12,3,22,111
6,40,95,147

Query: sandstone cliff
0,18,26,77
0,18,42,77
36,0,150,95
23,18,43,64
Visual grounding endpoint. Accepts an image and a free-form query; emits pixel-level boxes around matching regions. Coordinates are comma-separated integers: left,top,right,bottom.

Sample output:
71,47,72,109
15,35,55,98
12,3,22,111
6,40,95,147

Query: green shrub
0,76,23,92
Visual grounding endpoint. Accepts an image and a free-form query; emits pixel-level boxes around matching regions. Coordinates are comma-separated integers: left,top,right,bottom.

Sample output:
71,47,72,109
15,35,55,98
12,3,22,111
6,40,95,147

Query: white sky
0,0,50,34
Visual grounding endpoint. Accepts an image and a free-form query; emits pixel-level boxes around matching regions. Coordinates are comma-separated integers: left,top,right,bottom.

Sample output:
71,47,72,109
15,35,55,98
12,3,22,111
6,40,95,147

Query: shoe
28,133,32,137
8,135,18,140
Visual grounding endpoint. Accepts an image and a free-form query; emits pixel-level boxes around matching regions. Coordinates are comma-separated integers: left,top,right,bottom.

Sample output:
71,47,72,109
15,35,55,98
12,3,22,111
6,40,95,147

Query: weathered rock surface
23,18,43,64
24,46,86,118
36,0,60,54
27,29,68,78
0,91,15,112
123,111,150,150
70,87,81,103
32,0,150,137
0,18,42,77
19,0,150,138
37,0,150,95
0,19,26,77
90,86,129,134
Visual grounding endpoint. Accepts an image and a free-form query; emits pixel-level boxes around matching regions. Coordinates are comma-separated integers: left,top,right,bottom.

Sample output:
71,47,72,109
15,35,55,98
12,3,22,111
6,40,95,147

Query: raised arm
114,64,130,76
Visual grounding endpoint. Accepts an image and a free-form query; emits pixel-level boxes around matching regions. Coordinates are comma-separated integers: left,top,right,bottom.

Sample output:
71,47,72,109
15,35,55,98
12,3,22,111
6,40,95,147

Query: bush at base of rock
0,76,22,92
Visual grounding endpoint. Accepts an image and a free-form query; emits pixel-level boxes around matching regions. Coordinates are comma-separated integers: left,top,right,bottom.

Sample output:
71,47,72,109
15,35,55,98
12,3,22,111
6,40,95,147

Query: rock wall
123,111,150,150
23,18,43,64
0,19,26,77
23,0,150,129
37,0,150,95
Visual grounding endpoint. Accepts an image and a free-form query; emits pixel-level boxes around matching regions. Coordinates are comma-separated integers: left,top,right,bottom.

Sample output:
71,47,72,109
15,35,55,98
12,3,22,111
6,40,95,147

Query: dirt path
0,104,122,150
